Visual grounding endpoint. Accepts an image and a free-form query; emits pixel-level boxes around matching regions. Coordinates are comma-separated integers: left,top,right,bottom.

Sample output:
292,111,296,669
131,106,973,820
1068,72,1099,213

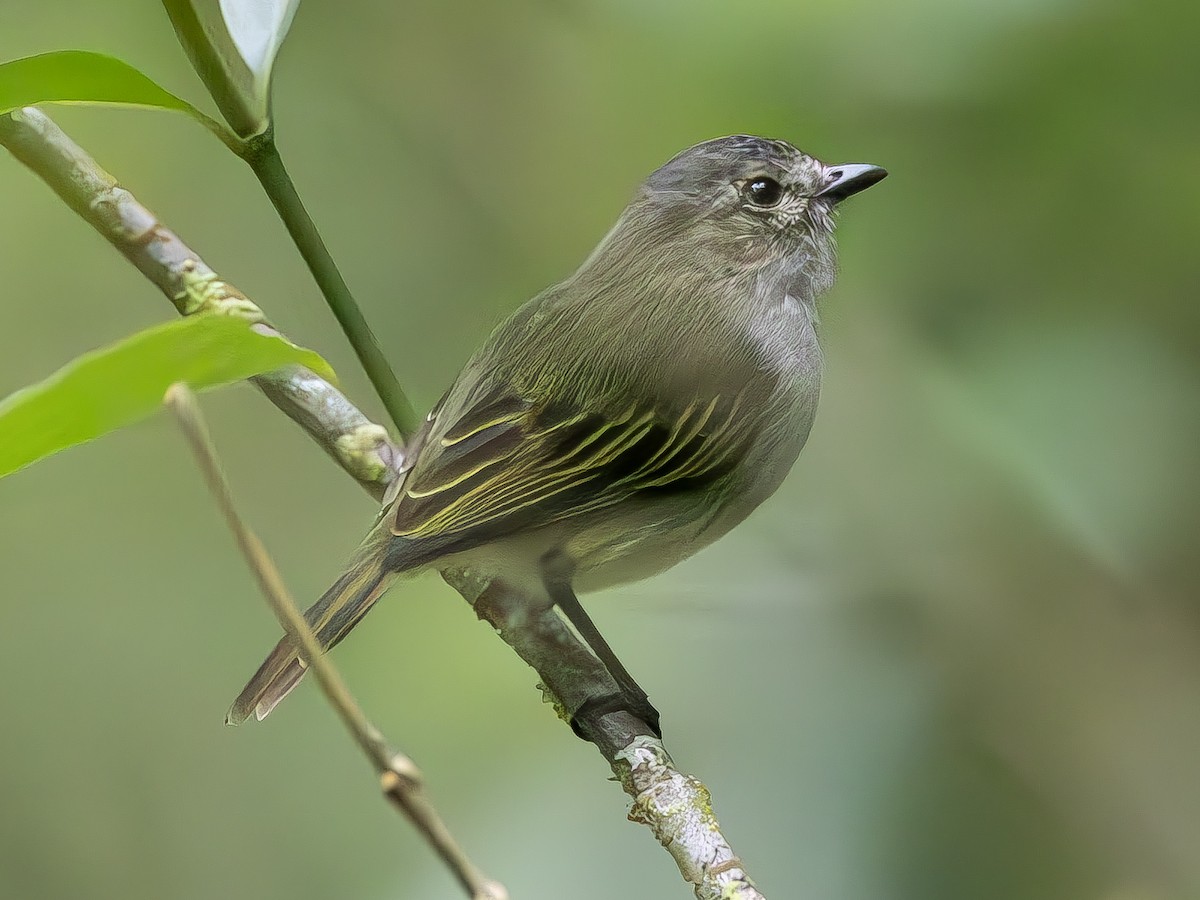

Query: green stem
243,134,417,437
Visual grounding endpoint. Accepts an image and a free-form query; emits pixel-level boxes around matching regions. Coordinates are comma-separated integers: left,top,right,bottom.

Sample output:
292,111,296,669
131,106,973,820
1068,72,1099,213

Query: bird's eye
744,177,784,208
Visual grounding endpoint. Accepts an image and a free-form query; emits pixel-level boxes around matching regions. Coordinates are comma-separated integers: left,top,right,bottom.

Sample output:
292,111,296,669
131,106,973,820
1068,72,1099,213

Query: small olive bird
228,135,886,735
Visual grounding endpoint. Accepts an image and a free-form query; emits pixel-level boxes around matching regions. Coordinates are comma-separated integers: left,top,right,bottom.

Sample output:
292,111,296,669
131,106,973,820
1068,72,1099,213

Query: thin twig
242,133,418,437
164,0,419,436
165,384,506,900
1,106,768,899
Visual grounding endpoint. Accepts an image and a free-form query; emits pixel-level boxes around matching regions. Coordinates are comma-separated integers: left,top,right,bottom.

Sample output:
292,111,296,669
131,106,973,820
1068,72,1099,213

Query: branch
459,576,766,900
0,106,399,502
1,106,768,899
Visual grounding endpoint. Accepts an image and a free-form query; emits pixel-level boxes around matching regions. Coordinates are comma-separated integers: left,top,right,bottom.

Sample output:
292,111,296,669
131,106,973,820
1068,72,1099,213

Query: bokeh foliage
1,0,1197,898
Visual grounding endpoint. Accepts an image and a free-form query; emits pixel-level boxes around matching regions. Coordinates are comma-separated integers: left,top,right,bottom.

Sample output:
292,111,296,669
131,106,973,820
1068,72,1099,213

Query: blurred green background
2,0,1199,898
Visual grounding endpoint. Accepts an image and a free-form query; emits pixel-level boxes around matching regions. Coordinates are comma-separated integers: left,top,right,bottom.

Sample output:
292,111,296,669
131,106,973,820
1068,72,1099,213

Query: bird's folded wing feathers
390,388,749,541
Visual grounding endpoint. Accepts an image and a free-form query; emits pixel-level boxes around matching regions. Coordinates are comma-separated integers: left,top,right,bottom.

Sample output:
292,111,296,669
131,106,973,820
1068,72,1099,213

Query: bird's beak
816,164,888,203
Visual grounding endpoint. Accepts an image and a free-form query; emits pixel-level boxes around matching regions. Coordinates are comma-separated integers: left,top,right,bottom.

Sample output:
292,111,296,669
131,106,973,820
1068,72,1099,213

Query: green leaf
0,315,334,479
0,51,216,126
163,0,300,138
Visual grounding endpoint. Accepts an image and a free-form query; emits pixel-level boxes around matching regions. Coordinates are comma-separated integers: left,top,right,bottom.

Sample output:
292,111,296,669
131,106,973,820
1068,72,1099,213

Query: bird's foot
570,690,662,740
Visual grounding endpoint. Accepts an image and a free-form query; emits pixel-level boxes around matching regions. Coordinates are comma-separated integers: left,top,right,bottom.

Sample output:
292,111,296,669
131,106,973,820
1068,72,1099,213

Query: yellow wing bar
391,389,748,541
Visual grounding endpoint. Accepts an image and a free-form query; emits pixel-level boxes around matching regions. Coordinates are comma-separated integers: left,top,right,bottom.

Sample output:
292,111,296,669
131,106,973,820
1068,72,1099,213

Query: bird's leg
542,555,661,737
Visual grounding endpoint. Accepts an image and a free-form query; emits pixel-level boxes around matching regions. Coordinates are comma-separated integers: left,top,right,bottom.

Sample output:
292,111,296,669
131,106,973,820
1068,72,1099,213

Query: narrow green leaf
0,315,335,479
0,51,213,125
162,0,300,138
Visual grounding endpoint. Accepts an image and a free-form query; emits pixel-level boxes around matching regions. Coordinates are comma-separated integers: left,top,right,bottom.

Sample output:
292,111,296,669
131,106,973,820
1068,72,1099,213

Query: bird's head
633,135,886,293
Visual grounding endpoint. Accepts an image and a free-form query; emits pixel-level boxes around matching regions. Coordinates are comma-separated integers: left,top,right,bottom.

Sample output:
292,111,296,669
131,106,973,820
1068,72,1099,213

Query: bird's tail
226,542,397,725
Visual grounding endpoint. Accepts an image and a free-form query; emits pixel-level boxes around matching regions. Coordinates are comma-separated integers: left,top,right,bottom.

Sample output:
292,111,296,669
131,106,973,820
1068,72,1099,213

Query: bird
228,135,886,736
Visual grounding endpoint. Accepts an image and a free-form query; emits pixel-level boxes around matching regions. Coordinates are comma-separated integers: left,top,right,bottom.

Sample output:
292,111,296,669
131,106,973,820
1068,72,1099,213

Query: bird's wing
390,386,749,542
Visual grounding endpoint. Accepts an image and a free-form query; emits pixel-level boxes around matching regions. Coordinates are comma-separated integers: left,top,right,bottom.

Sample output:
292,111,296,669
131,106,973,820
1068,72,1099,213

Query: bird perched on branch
229,135,886,736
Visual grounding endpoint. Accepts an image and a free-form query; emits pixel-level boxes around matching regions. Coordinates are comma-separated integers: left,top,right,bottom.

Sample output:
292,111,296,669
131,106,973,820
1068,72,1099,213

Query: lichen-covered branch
0,107,398,501
617,738,763,900
1,106,769,899
463,576,767,899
